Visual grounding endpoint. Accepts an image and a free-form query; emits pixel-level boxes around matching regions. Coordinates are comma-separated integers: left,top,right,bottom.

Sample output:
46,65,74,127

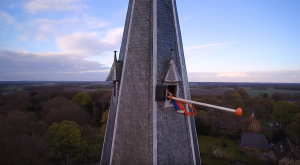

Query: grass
200,153,228,165
198,135,254,164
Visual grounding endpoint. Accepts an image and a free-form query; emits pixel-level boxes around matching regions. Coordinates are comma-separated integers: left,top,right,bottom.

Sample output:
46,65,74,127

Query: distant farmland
190,88,229,96
190,88,300,98
244,88,300,97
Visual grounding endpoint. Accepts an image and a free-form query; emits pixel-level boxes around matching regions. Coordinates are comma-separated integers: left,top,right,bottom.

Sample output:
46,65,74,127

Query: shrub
221,141,228,148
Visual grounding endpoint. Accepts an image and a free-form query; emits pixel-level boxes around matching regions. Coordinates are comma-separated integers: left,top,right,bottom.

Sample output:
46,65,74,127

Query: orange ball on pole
235,107,242,116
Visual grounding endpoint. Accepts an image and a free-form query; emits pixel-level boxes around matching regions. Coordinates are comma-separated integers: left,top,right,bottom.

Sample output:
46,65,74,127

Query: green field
198,135,254,164
244,88,300,97
3,86,23,91
191,87,300,98
200,153,228,165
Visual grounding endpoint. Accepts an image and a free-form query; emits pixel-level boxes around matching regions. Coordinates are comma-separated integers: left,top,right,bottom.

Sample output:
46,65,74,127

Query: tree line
0,89,112,165
0,86,299,164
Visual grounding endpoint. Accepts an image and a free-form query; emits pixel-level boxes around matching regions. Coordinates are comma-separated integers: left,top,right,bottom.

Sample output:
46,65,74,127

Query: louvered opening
167,85,177,100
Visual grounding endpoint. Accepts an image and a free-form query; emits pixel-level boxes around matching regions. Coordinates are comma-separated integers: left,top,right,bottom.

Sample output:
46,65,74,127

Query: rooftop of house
274,138,300,161
240,133,268,150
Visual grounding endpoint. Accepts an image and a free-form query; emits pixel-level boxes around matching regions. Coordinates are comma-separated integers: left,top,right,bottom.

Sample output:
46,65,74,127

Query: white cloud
102,58,114,65
0,11,15,24
36,18,80,24
23,0,86,14
58,70,110,74
33,16,109,41
34,18,80,41
184,42,235,55
215,72,248,77
84,16,110,28
32,16,109,41
0,49,110,81
35,23,55,40
1,50,299,82
3,1,110,43
56,27,123,56
187,70,300,83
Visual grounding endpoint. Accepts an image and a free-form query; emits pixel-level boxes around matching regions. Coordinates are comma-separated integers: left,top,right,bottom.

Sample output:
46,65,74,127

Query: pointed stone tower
101,0,200,164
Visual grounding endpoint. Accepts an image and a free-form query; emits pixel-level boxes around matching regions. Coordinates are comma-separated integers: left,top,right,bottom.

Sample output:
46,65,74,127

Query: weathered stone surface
100,0,133,164
111,0,153,164
105,64,114,81
173,0,201,164
156,0,194,164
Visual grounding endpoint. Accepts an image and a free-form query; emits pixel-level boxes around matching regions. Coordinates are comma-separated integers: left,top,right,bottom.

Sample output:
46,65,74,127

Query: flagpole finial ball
235,108,242,116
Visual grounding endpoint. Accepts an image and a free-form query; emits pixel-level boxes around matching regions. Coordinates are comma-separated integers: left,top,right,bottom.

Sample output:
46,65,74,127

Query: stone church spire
101,0,200,164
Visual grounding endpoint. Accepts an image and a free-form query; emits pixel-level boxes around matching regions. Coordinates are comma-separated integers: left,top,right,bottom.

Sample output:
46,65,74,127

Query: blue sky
0,0,299,82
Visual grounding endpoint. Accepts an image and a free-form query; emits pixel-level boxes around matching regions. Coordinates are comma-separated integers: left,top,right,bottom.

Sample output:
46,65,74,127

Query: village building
210,109,262,135
273,138,300,165
240,133,268,151
240,111,261,133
